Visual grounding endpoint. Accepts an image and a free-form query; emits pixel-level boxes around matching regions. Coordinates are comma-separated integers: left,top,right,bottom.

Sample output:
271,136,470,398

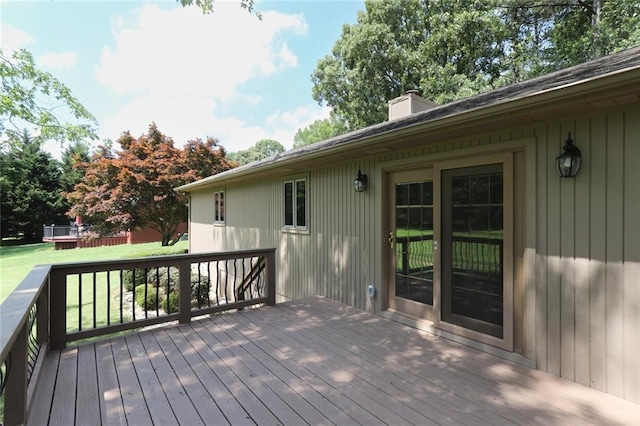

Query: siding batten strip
535,125,549,373
547,123,562,377
573,117,591,387
605,110,625,398
560,122,576,381
622,106,640,404
589,114,607,393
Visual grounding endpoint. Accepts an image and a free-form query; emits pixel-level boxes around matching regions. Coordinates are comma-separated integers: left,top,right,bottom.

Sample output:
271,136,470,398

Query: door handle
388,232,395,249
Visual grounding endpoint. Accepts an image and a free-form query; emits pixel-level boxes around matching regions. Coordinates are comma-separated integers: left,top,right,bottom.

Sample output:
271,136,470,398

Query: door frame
380,145,527,353
433,152,514,351
386,168,435,321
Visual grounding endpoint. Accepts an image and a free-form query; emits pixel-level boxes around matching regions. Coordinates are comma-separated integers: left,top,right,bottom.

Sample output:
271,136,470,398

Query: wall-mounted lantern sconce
556,133,582,178
353,169,368,192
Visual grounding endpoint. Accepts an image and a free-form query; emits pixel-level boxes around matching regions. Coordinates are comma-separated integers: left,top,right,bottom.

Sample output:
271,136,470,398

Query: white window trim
213,189,225,226
282,175,308,232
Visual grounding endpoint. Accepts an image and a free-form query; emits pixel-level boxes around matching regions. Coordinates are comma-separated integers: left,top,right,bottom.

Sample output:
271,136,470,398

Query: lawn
0,241,188,303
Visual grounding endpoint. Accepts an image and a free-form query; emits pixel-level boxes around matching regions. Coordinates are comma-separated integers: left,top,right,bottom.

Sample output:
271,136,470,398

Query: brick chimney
388,90,438,120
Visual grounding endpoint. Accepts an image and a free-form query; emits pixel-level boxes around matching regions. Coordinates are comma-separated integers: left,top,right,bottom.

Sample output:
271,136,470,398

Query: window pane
396,183,408,206
219,192,225,222
452,176,469,205
394,181,434,306
490,173,503,204
422,182,433,205
408,183,421,205
214,192,220,222
284,182,293,226
469,175,490,204
296,180,306,227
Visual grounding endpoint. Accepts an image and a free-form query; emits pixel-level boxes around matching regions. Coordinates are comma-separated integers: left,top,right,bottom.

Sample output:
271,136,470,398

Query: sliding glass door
386,153,514,349
441,164,504,338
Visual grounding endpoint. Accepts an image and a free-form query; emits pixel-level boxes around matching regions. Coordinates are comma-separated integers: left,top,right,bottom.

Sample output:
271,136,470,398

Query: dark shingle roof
178,46,640,192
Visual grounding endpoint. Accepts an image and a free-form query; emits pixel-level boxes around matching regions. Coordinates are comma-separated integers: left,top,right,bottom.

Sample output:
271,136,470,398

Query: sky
0,0,365,158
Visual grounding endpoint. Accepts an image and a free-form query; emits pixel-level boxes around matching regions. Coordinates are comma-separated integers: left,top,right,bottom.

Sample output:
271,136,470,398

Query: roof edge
177,48,640,193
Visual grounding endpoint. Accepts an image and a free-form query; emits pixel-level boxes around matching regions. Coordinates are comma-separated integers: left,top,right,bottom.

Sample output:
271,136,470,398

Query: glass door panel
394,181,434,305
442,164,504,338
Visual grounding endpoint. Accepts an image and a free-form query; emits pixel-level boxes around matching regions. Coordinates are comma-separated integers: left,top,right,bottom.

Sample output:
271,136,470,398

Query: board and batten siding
188,103,639,404
531,105,640,403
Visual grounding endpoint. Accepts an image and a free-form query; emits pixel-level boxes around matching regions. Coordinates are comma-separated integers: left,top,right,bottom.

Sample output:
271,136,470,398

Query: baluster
106,271,111,326
93,272,97,329
178,260,191,324
119,269,124,324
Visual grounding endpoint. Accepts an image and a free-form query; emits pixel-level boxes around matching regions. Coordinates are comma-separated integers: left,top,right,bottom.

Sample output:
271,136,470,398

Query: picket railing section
0,248,276,426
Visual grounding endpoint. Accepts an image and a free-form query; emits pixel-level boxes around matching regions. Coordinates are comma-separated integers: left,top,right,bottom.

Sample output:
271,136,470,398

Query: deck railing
42,225,84,238
397,234,503,275
0,248,276,425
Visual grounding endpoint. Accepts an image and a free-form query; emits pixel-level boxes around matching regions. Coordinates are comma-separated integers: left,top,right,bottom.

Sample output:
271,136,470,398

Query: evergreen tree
0,131,67,242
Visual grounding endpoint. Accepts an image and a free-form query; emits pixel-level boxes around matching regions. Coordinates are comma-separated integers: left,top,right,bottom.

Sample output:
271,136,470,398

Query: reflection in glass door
441,164,504,338
394,180,434,306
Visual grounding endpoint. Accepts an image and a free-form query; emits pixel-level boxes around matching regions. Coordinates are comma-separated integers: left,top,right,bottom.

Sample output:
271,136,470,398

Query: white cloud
97,2,315,154
38,51,78,70
95,3,307,100
1,23,34,51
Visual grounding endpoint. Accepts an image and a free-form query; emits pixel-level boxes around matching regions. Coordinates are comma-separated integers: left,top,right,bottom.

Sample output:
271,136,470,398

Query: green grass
0,241,188,303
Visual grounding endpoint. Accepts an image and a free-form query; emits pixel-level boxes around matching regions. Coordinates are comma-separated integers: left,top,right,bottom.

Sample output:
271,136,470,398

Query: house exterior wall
188,103,640,403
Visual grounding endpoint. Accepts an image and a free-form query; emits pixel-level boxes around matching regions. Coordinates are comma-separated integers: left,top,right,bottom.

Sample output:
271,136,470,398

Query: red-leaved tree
67,123,234,246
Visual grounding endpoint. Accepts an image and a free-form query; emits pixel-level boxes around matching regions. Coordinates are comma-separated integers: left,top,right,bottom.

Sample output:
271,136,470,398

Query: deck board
123,334,178,425
95,340,127,426
110,337,153,426
138,329,206,425
75,344,100,425
198,320,314,425
27,349,60,425
28,297,640,425
49,346,77,425
282,300,529,424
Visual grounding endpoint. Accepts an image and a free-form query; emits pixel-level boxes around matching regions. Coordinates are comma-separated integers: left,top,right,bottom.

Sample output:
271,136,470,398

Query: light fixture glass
556,133,582,177
353,169,368,192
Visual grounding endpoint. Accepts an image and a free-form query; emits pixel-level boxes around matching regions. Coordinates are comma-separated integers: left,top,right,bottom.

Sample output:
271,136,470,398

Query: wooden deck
29,297,639,425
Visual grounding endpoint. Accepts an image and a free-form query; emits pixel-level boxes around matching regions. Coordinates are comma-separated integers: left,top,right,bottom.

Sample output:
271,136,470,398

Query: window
214,190,225,224
283,178,306,229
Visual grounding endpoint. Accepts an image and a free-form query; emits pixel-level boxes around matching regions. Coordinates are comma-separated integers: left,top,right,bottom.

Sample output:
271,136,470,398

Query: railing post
4,322,28,425
266,249,276,306
178,261,191,324
50,269,67,349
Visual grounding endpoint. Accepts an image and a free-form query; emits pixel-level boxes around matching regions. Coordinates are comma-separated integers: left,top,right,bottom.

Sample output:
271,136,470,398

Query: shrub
148,266,210,306
135,284,161,310
146,266,179,291
122,268,147,292
163,291,180,314
191,275,210,306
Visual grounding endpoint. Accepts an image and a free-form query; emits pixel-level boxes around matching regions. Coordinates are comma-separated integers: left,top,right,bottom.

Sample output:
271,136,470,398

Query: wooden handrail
0,248,277,425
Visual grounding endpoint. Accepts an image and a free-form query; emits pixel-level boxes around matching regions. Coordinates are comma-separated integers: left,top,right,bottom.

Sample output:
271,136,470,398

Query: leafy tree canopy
293,116,347,148
66,123,235,246
228,139,285,166
0,130,68,242
0,48,97,145
312,0,640,130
